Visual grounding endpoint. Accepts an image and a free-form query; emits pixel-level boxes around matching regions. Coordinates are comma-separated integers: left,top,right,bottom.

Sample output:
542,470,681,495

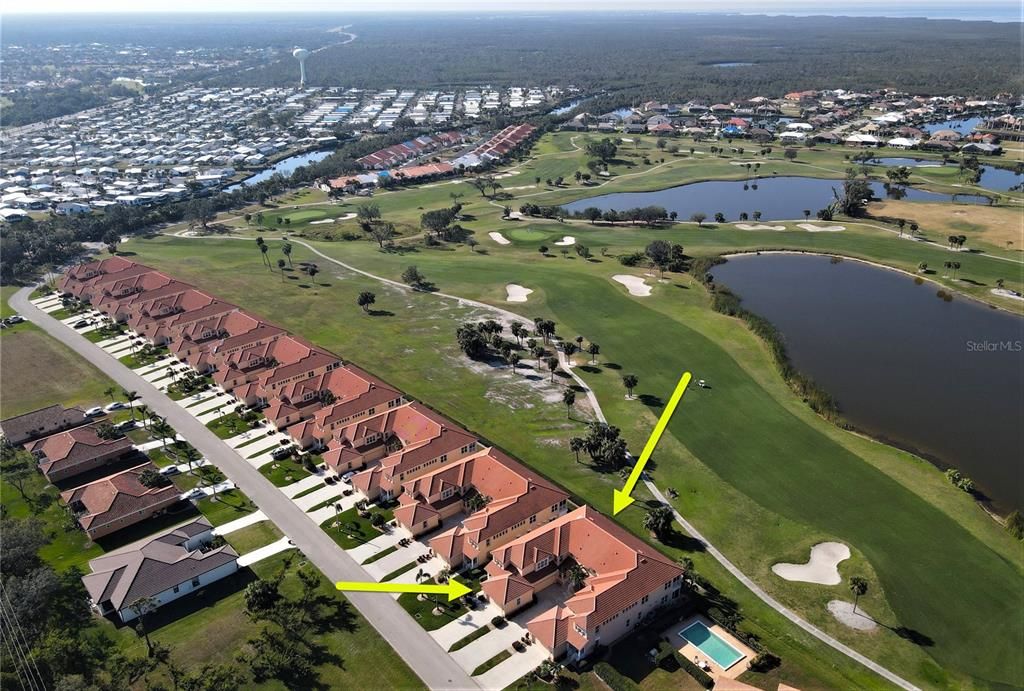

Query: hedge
593,662,638,691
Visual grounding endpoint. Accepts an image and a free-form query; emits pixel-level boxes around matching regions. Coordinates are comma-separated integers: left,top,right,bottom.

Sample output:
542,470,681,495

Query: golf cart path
159,232,919,690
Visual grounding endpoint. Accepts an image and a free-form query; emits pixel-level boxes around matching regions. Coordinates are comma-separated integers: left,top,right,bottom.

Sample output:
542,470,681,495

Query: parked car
271,446,294,461
6,315,24,324
84,406,104,417
159,465,181,476
324,475,337,485
341,471,356,483
184,487,205,500
73,319,90,328
104,401,127,412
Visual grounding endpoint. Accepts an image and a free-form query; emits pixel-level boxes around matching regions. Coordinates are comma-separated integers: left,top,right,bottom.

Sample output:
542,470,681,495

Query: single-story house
82,517,238,623
27,425,135,483
1,404,88,446
61,462,181,541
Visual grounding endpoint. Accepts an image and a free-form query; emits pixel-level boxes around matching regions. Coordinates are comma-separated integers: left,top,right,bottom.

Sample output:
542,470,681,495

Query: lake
922,116,985,135
563,176,989,220
225,149,334,192
713,253,1024,511
709,62,756,67
868,157,1023,193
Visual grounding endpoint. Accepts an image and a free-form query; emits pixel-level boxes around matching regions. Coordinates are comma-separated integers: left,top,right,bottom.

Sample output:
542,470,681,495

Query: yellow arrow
612,372,692,515
335,577,473,602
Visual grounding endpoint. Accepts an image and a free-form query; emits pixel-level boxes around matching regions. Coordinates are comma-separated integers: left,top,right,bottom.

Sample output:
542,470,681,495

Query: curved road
11,287,477,691
156,233,920,689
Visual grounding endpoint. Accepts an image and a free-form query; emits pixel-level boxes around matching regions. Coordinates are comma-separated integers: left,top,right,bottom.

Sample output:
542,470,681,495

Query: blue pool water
678,621,744,669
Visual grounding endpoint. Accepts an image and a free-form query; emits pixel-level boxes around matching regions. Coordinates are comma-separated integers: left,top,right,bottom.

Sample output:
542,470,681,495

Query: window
529,515,537,524
172,585,180,593
191,578,200,587
537,556,549,570
441,487,455,500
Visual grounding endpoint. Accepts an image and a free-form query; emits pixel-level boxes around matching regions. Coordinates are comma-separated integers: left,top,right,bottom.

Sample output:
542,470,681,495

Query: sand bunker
489,232,511,245
505,284,533,302
553,236,576,246
309,213,356,225
736,223,786,231
612,275,652,297
798,223,846,232
771,542,850,585
827,601,878,631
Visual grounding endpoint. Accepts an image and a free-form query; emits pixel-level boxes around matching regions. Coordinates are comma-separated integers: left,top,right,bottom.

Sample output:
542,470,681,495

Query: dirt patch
827,600,878,631
869,200,1023,251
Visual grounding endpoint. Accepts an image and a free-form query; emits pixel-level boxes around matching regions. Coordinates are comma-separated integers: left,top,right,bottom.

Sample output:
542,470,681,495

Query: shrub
673,653,714,689
593,662,639,691
749,651,781,672
618,251,646,267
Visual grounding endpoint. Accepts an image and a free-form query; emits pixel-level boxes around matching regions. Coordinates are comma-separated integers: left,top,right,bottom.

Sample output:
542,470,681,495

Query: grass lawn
321,506,395,549
307,494,343,512
117,347,169,369
361,543,398,565
258,458,312,487
196,489,258,526
123,137,1024,689
0,322,116,417
471,650,511,677
397,568,485,631
224,520,281,554
380,561,419,582
113,551,423,689
448,624,491,652
206,412,261,439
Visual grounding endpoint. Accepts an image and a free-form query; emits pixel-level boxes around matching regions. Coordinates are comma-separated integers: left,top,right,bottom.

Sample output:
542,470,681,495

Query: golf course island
99,127,1023,690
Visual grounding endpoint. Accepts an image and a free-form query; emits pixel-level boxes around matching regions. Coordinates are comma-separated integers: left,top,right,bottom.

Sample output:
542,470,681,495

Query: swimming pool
678,621,745,670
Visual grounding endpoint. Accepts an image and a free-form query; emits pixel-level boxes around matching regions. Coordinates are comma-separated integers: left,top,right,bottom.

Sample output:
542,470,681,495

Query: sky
0,0,1019,18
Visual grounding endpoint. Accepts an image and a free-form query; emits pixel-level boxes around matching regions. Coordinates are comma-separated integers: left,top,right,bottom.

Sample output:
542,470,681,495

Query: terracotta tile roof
60,463,180,534
27,425,133,479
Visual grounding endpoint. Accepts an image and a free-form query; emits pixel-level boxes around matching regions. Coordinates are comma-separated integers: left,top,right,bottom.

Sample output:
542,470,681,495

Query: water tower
293,48,310,87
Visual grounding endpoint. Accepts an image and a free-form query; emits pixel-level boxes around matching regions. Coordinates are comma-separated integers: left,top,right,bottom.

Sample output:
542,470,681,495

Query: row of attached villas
58,256,686,661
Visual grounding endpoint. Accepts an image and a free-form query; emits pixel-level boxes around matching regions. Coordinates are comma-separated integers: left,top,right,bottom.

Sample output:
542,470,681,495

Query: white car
184,487,205,500
84,406,104,417
104,401,127,412
159,465,181,476
341,471,356,483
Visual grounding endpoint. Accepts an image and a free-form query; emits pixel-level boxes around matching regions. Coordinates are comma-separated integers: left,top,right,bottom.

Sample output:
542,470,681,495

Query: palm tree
587,342,600,364
562,389,576,419
104,386,117,403
849,576,868,615
952,261,961,279
545,356,559,382
509,353,521,373
575,335,584,352
564,563,588,593
803,209,811,220
282,242,293,266
277,259,286,279
307,265,320,286
623,374,638,399
569,437,584,463
562,342,577,365
260,244,270,268
122,389,140,421
181,445,202,476
151,419,175,453
643,506,674,539
943,260,953,276
137,404,152,430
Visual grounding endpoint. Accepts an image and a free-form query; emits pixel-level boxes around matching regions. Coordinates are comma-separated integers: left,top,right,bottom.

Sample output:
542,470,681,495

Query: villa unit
483,506,686,662
1,404,88,446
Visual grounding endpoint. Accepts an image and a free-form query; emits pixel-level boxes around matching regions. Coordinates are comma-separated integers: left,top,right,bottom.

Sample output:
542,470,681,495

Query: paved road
11,287,477,691
151,239,921,690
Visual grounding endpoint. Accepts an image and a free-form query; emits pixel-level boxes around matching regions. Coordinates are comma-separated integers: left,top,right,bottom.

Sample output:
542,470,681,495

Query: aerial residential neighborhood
1,7,1022,691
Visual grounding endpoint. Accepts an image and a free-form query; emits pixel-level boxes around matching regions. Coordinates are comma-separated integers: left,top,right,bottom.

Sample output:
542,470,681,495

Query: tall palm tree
569,437,584,463
122,389,140,421
137,404,151,430
643,506,674,539
151,419,175,453
277,259,287,280
562,389,576,419
260,243,270,268
104,387,117,403
849,576,868,615
282,242,293,266
623,374,639,399
587,343,600,364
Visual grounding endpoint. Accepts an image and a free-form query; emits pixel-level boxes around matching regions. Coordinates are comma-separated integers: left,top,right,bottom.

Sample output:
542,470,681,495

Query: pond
549,97,590,116
224,149,334,192
867,158,1023,193
562,176,990,221
922,116,984,135
713,253,1024,511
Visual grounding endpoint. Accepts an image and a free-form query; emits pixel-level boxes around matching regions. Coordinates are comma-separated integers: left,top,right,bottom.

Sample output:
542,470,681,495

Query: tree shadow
891,626,935,647
637,393,664,408
578,365,601,374
661,529,708,553
604,362,622,370
367,309,394,317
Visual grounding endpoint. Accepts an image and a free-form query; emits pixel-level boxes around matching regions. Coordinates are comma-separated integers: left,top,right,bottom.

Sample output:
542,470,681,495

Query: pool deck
662,614,755,680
